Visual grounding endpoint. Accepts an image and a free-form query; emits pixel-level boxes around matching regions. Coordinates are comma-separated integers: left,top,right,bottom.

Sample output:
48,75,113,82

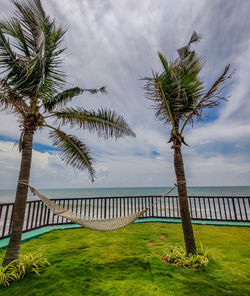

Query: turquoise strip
0,219,249,250
135,218,250,227
0,225,81,250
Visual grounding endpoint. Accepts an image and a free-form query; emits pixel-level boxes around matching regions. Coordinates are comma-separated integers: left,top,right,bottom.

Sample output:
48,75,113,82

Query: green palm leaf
180,64,232,134
48,128,95,181
52,107,136,139
0,0,67,98
0,79,27,115
144,31,232,137
44,87,107,111
0,28,17,67
158,52,169,72
144,50,204,126
0,19,30,57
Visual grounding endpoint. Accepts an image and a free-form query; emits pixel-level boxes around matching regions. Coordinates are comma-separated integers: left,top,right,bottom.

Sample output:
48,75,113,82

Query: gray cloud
0,0,250,189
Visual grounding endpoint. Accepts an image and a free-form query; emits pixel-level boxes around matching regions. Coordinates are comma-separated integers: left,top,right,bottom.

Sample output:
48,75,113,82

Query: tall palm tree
144,32,232,254
0,0,135,266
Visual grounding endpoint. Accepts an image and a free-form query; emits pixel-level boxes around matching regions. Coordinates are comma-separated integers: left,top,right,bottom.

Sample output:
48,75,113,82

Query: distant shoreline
1,186,250,204
1,185,250,191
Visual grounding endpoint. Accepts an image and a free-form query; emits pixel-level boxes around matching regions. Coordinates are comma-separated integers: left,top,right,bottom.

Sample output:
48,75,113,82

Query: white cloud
0,0,250,189
187,122,250,146
184,150,250,186
186,38,250,146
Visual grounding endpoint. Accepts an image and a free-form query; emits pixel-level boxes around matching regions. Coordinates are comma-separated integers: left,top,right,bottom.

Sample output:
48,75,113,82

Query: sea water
0,187,249,235
0,186,250,203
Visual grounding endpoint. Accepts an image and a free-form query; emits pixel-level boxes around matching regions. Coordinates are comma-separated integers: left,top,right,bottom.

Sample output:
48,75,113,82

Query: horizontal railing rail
0,195,249,239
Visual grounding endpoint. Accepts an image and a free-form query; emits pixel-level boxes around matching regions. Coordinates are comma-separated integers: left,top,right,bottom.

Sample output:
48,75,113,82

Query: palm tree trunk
2,129,34,266
174,145,196,255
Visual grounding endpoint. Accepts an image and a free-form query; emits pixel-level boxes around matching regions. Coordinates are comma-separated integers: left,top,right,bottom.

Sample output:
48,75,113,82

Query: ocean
1,186,250,203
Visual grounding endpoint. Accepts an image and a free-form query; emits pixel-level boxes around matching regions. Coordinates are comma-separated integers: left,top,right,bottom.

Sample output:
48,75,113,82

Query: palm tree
0,0,135,266
144,32,232,254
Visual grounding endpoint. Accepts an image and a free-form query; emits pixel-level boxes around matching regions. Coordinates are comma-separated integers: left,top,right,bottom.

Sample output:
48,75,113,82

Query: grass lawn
0,223,249,296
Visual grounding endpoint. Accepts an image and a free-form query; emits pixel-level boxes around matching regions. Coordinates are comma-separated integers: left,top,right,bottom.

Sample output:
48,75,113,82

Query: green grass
0,223,249,296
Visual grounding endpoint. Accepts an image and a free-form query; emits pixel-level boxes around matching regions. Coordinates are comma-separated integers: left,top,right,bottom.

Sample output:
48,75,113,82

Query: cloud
184,150,250,186
186,38,250,147
0,0,250,189
0,141,89,189
187,122,250,146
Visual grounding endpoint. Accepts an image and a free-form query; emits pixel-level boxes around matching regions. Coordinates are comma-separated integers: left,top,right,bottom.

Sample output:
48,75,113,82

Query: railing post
25,203,31,230
0,205,2,221
232,198,238,221
237,198,243,221
152,197,155,217
2,205,9,238
8,205,14,236
104,198,107,219
46,208,51,226
0,196,250,239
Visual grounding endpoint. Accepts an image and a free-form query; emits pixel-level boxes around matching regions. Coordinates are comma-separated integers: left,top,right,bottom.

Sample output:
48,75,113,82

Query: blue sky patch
151,150,160,158
0,135,57,153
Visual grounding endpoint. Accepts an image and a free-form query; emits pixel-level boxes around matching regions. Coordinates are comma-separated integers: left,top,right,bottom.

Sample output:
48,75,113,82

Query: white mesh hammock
22,183,177,232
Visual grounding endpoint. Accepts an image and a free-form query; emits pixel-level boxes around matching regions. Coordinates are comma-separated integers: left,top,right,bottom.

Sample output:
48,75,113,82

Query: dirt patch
148,241,157,245
159,235,167,240
161,255,170,264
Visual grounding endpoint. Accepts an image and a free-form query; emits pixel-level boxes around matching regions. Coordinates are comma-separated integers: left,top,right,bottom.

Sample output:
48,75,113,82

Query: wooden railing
0,196,249,239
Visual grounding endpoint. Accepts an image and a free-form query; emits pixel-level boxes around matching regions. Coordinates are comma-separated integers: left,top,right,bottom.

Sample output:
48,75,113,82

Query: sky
0,0,250,189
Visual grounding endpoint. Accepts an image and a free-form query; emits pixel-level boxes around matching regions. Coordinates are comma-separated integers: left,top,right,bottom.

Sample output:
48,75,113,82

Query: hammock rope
18,181,181,232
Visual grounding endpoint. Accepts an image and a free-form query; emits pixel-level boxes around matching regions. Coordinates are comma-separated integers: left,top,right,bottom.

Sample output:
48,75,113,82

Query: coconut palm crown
144,32,232,146
0,0,135,266
143,32,232,254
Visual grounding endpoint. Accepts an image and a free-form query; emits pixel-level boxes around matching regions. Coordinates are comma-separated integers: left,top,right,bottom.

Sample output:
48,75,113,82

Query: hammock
20,182,177,232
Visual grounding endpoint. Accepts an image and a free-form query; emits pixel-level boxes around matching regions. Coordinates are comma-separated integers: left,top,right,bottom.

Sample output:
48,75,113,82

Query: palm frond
143,51,204,126
0,79,27,115
12,0,45,53
0,0,67,98
145,31,232,136
180,64,232,134
188,31,202,46
158,52,169,72
0,19,30,56
48,127,95,181
43,86,107,111
199,64,232,109
13,130,25,152
177,31,202,59
0,27,17,68
52,107,136,139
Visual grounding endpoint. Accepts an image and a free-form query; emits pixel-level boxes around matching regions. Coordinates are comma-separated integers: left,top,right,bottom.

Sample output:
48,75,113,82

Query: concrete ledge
1,219,249,250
